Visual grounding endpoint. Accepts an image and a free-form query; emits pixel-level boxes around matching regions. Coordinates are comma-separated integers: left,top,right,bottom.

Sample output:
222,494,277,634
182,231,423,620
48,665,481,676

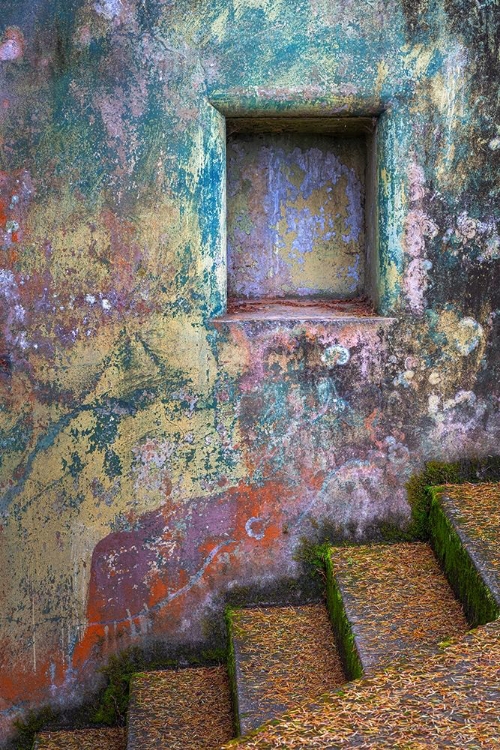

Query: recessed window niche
225,117,377,318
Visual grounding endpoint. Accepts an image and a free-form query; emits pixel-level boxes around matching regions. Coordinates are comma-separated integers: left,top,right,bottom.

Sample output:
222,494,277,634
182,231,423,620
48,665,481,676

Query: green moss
92,648,146,725
406,456,500,541
371,520,415,543
92,642,227,726
225,607,242,737
324,552,363,681
429,489,500,627
295,533,359,589
199,647,227,663
11,706,58,750
295,541,332,575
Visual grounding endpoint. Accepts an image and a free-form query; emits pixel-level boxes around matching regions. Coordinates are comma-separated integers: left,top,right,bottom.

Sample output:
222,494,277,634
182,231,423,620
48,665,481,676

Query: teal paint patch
89,412,121,454
0,416,32,468
62,451,84,478
104,449,122,478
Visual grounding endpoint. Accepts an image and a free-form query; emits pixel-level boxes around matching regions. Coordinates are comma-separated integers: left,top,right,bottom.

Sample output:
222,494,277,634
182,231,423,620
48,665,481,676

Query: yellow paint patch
234,0,285,23
375,60,389,98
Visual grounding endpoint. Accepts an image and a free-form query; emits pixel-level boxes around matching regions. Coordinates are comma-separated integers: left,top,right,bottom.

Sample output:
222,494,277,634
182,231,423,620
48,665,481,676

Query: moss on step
406,456,500,541
92,642,227,726
92,648,145,726
295,457,500,561
429,484,500,627
11,707,59,750
324,552,363,680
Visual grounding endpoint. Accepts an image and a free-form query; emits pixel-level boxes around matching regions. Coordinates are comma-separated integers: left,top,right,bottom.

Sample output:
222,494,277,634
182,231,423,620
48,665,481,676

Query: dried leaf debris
35,728,126,749
232,604,346,732
330,542,469,672
226,619,500,749
127,665,233,749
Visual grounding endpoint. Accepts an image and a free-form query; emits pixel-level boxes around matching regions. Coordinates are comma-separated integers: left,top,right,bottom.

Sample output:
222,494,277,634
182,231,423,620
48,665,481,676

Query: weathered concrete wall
0,0,499,739
227,132,366,300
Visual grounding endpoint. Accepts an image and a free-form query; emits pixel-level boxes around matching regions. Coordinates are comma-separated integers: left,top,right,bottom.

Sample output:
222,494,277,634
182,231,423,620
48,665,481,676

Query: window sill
211,298,396,325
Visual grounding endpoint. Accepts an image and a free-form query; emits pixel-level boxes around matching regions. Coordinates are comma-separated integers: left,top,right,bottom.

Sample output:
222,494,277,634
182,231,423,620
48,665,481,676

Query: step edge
221,619,499,748
226,607,243,738
324,552,364,680
429,486,500,627
227,606,283,736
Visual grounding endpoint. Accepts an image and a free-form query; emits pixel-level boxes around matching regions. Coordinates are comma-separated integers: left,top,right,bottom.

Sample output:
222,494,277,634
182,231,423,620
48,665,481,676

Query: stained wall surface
0,0,499,741
227,133,366,300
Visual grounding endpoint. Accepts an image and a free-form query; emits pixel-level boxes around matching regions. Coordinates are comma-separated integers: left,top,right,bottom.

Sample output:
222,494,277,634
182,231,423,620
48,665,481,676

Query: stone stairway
127,666,233,749
429,482,500,624
327,541,469,677
34,482,500,749
228,603,345,734
227,616,500,748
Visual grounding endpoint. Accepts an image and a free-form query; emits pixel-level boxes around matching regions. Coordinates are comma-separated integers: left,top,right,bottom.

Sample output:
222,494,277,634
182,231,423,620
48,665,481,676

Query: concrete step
228,603,345,736
34,728,125,749
327,541,469,677
430,482,500,625
225,616,500,748
126,665,234,750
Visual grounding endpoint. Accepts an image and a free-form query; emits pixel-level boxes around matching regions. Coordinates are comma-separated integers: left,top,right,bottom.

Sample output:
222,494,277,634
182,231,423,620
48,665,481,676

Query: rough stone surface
230,604,345,735
127,666,234,750
0,0,499,740
226,619,500,749
329,542,469,674
34,728,126,749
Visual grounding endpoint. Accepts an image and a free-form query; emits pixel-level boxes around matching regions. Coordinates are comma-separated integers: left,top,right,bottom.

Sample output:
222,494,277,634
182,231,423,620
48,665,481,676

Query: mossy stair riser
429,488,500,628
406,457,500,541
324,553,363,681
225,608,242,737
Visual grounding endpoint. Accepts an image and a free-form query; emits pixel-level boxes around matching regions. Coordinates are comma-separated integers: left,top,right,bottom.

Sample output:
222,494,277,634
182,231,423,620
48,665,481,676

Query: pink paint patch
0,29,24,62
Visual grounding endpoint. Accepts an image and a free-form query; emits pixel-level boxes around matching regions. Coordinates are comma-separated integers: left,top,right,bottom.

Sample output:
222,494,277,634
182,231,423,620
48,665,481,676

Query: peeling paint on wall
227,133,366,300
0,0,498,740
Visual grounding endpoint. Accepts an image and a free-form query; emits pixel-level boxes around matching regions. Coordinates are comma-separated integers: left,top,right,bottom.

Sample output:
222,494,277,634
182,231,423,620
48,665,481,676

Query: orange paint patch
69,479,305,687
